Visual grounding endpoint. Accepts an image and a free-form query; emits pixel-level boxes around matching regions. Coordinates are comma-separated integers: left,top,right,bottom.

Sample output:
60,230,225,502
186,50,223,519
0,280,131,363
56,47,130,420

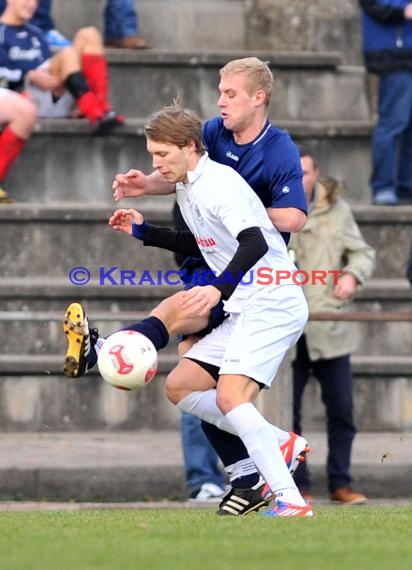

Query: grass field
1,506,411,570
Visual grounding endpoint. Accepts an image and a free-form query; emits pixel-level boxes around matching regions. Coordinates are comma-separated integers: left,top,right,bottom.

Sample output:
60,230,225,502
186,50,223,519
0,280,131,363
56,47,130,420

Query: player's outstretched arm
109,208,144,235
112,169,175,201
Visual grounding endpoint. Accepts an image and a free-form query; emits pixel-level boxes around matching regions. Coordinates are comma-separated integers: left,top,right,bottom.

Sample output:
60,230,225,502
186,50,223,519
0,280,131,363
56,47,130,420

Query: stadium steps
1,202,411,431
53,0,362,65
2,0,411,499
2,203,411,279
5,47,373,202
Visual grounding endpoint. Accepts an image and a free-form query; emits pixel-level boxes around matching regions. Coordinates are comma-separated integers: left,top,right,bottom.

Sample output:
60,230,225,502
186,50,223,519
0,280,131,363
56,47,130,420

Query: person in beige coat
290,148,376,504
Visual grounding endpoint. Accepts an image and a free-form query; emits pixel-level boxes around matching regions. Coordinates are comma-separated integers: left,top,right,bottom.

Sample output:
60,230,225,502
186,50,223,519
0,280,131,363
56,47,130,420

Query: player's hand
112,169,148,201
180,285,222,317
108,208,144,235
27,69,61,91
333,273,357,300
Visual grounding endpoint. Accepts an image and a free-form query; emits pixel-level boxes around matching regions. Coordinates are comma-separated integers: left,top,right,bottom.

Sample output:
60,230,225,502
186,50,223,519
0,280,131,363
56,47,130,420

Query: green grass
0,507,411,570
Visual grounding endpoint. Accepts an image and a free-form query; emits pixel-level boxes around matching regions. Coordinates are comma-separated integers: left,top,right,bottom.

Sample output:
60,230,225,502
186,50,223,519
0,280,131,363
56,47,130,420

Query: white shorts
25,61,75,118
184,284,308,388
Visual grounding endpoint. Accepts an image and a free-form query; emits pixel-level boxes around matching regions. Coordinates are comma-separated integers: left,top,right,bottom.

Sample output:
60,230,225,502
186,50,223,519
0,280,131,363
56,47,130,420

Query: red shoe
280,432,310,474
260,433,311,501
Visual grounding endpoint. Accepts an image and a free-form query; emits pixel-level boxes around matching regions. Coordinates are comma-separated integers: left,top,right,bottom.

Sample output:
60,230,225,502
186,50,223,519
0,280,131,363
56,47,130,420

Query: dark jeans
292,335,356,493
181,412,226,495
104,0,138,41
371,71,412,199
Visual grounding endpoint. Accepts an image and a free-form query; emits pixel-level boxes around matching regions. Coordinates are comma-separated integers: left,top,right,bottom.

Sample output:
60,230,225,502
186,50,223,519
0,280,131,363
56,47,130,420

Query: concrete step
101,52,367,122
52,0,361,65
0,280,411,355
1,203,410,278
0,353,179,432
0,354,411,432
0,430,410,501
55,0,251,52
5,119,374,203
0,201,176,278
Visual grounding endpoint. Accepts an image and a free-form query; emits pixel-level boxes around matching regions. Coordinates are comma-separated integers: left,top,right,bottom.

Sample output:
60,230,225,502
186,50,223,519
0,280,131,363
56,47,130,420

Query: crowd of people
0,0,404,514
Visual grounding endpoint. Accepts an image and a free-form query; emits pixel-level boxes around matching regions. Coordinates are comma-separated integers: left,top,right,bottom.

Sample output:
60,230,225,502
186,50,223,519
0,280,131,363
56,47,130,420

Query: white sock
177,390,237,434
226,403,306,506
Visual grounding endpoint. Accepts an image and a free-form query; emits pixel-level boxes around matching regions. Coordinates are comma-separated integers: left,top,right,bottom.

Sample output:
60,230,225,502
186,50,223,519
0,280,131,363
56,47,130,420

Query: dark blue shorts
178,257,226,340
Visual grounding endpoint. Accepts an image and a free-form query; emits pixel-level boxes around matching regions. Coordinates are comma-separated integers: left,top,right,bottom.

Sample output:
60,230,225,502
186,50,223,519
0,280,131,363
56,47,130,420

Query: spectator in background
0,0,71,49
104,0,151,49
172,202,227,502
0,0,123,136
359,0,412,205
291,148,376,504
0,87,37,203
0,0,151,50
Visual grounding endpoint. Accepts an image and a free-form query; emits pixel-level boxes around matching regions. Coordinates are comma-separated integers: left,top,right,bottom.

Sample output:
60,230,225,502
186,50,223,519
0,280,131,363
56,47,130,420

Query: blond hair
220,57,274,105
144,104,205,154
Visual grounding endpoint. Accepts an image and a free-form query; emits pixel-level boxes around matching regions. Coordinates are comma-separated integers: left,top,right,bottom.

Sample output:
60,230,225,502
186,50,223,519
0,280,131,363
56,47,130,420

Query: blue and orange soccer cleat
263,500,314,518
261,432,311,501
280,432,310,474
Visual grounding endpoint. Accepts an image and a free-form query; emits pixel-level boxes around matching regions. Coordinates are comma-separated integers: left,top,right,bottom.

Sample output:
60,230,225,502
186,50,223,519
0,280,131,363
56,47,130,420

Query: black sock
65,71,89,99
201,421,260,489
121,316,169,351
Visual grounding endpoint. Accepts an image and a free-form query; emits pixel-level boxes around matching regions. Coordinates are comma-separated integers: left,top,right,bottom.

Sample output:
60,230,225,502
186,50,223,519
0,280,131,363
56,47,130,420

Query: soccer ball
97,330,158,391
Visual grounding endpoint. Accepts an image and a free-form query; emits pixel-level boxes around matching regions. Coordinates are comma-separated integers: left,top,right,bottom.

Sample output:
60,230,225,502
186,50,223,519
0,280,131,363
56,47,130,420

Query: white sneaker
189,483,227,502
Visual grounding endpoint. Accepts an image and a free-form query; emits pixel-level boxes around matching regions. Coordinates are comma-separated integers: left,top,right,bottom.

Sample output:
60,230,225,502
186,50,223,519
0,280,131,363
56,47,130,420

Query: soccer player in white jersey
111,57,310,514
64,58,311,515
108,104,313,517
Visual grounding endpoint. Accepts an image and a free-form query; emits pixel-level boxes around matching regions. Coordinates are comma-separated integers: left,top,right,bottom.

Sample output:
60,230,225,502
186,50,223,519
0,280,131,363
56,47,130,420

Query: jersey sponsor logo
282,186,290,193
195,235,217,248
9,45,42,61
225,151,239,162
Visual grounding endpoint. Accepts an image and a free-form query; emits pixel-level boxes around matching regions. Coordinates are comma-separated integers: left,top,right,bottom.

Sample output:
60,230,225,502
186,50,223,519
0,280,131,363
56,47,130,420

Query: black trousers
292,334,356,493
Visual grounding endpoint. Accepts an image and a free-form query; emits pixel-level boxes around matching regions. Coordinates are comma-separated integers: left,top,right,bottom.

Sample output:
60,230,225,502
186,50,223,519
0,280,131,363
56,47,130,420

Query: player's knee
165,370,184,404
75,26,103,45
215,390,235,415
21,98,37,127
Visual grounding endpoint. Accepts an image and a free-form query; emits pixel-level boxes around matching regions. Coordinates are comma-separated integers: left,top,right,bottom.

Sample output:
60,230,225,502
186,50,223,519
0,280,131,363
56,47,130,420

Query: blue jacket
360,0,412,72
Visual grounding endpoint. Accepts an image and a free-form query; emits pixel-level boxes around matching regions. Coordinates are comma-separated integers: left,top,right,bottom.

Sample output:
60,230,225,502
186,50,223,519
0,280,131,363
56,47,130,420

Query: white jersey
175,153,298,311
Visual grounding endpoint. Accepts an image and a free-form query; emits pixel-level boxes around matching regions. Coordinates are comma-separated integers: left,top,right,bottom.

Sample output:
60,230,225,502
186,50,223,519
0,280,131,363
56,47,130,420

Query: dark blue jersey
203,116,307,213
0,23,50,91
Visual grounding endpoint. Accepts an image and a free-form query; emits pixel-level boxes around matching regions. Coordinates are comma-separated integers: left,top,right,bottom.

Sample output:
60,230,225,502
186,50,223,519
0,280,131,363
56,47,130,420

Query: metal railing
310,311,412,322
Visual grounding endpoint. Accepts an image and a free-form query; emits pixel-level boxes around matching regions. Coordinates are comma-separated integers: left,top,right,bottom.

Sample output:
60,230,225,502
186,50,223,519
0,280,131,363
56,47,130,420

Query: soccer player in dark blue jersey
66,57,309,515
0,0,123,135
